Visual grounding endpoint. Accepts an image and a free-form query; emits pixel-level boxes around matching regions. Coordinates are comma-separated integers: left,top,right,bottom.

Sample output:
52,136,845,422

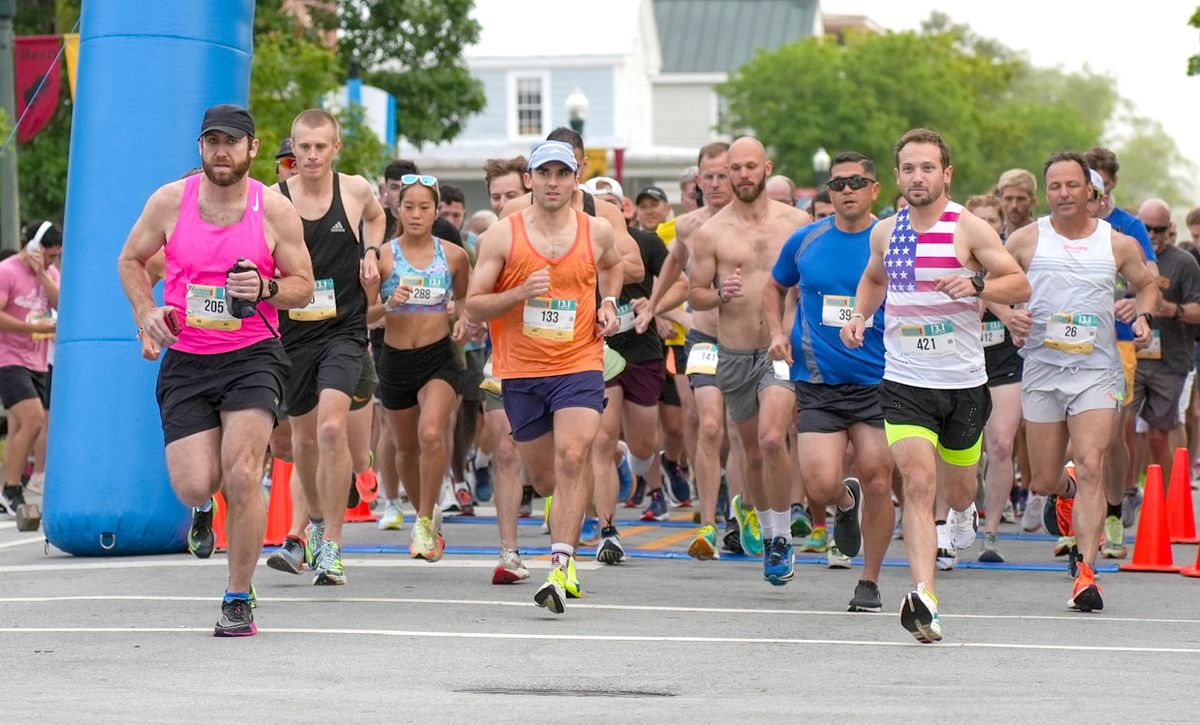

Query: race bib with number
685,342,719,375
1044,312,1098,355
397,274,450,307
980,319,1005,348
523,298,577,341
616,303,636,334
821,295,872,328
288,278,337,321
186,284,241,331
772,359,791,381
1136,329,1162,360
899,322,955,357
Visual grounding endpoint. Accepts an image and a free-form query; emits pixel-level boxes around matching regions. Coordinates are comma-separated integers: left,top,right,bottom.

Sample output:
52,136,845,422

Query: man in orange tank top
117,105,314,636
466,141,623,614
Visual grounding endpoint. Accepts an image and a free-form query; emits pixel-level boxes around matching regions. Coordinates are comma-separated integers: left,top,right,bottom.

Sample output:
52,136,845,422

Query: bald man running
689,137,812,585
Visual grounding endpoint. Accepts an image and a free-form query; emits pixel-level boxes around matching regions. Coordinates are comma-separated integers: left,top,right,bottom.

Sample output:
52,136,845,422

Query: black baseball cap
276,137,294,159
199,104,255,139
636,185,668,204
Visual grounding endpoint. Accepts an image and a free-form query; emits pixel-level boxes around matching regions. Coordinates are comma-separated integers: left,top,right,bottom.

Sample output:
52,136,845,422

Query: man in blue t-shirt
1085,147,1159,533
764,150,894,613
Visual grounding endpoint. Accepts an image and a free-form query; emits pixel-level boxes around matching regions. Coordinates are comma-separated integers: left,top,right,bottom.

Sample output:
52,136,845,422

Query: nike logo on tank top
882,202,986,389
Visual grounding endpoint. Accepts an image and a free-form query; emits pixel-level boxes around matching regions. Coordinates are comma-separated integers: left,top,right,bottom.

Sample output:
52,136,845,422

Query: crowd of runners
15,100,1181,641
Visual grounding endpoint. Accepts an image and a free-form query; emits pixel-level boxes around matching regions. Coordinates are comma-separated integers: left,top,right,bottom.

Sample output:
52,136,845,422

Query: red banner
15,35,63,144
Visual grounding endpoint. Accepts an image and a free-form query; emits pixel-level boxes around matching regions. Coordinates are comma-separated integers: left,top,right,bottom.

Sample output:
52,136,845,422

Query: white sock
770,509,790,540
757,509,772,540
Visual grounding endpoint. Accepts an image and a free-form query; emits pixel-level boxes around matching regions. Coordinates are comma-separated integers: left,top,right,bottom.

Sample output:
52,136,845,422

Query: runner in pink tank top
164,173,278,354
117,105,314,637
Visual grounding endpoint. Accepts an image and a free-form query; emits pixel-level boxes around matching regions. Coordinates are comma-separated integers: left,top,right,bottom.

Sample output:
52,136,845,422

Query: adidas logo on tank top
330,221,346,233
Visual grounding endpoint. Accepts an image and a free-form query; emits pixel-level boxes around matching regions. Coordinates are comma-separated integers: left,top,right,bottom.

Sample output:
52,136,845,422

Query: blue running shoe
640,488,669,521
581,516,601,546
473,457,493,503
625,476,647,508
616,452,634,503
764,536,794,586
661,455,692,507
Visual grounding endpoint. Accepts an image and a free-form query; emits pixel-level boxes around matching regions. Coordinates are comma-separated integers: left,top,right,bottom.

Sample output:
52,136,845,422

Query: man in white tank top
841,128,1030,643
1004,153,1158,615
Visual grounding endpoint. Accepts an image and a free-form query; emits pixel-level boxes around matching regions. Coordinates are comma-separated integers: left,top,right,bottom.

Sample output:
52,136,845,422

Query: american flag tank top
882,201,986,389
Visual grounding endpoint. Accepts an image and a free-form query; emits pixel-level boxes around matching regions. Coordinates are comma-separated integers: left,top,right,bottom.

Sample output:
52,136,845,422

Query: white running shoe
935,523,957,571
948,502,978,550
1022,494,1045,533
377,500,404,530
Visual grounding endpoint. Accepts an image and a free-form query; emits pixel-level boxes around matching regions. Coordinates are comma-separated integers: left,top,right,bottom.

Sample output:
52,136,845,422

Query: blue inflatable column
44,0,256,556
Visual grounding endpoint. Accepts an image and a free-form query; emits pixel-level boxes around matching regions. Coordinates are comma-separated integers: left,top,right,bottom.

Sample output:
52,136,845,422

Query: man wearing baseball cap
466,139,624,615
275,137,297,182
635,185,673,232
117,103,315,635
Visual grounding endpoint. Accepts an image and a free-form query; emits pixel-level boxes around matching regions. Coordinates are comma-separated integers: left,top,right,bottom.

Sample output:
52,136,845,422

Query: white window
509,72,550,140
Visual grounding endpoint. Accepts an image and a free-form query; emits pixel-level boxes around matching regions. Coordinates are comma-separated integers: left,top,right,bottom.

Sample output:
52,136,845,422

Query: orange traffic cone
212,491,229,552
344,499,376,523
1166,447,1199,544
1183,543,1200,577
263,458,293,546
1121,464,1181,572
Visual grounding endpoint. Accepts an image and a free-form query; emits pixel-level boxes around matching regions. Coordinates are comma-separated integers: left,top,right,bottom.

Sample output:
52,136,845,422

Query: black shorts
0,365,49,409
378,336,464,410
284,335,366,417
880,379,991,456
156,339,290,446
1134,365,1189,432
795,381,883,433
985,340,1024,387
659,346,683,406
351,347,379,411
462,348,487,403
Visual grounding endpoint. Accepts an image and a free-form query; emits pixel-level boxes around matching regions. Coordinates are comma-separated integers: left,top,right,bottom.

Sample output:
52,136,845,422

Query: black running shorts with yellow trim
879,380,991,466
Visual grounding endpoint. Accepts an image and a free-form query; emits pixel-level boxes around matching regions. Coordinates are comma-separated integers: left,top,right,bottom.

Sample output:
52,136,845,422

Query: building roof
653,0,819,74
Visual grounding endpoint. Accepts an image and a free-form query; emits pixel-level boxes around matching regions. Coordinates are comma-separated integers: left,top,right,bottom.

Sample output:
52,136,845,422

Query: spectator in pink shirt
0,221,60,523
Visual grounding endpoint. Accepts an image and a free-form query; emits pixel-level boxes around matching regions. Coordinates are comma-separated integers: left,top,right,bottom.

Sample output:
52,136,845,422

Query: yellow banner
582,148,607,182
64,33,79,100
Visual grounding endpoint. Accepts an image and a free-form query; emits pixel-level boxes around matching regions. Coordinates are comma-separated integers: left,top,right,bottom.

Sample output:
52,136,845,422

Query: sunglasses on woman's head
401,174,439,188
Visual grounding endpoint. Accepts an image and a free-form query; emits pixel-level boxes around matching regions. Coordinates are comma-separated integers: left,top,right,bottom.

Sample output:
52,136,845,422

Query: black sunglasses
827,175,875,192
1145,224,1169,235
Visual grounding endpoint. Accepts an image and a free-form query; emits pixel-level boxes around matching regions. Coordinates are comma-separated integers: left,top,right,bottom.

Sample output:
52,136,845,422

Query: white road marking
0,557,596,574
0,537,44,550
0,594,1197,626
0,625,1197,654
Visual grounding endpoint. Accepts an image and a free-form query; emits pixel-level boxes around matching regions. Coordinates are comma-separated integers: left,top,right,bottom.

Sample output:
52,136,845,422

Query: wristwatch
265,278,279,300
1138,311,1154,326
971,274,985,295
600,296,619,311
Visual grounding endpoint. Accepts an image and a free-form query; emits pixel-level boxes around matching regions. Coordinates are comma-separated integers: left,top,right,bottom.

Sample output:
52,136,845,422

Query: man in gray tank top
1004,152,1159,615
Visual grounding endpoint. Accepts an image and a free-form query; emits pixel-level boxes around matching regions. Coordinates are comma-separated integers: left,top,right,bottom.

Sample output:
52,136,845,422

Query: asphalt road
2,496,1199,723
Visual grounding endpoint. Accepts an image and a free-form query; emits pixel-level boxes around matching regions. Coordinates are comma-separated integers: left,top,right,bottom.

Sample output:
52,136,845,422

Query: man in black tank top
269,109,385,587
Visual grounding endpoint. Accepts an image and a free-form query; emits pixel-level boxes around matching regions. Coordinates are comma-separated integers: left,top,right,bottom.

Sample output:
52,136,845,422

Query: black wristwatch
1138,311,1153,326
364,245,382,260
265,278,279,300
971,274,985,295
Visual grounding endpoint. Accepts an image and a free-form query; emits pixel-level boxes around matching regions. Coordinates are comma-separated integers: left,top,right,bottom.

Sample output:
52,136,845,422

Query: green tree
1110,113,1198,212
320,0,486,148
719,16,1114,207
1189,7,1200,75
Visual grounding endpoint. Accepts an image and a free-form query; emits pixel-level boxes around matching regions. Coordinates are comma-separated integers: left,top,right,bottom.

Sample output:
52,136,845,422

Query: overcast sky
823,0,1200,199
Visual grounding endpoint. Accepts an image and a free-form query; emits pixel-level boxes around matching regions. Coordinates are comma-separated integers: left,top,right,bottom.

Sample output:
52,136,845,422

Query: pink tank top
164,174,278,354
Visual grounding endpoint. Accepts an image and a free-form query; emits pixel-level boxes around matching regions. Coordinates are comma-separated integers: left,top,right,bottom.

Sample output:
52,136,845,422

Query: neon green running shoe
799,526,829,553
304,519,325,569
564,556,582,599
687,524,720,560
535,562,569,614
732,495,764,556
1101,515,1127,559
542,495,553,535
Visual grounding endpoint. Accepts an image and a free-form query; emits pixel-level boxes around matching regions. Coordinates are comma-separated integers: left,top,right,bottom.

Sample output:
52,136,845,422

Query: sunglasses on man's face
827,175,875,192
277,156,296,170
1145,224,1170,235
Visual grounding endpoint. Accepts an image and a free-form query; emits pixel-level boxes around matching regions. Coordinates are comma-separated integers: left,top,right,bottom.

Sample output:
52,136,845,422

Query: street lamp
812,146,831,189
566,87,589,135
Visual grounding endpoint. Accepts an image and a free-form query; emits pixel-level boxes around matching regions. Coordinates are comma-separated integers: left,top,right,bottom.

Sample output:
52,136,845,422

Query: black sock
1107,502,1122,519
935,519,947,526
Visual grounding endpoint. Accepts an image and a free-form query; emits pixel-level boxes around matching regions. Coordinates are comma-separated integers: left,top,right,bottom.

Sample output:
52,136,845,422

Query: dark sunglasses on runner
277,156,296,170
827,175,875,192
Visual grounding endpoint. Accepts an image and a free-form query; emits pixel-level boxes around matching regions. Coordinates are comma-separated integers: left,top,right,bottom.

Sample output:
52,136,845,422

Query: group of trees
13,0,483,222
720,12,1196,213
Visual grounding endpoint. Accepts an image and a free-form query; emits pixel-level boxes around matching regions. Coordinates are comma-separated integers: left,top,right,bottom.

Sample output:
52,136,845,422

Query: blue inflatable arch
44,0,257,555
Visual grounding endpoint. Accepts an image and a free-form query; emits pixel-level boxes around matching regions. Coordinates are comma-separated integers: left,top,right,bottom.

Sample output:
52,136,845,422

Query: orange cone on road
1121,464,1181,572
264,458,293,546
1166,447,1199,544
1182,543,1200,577
344,499,377,523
